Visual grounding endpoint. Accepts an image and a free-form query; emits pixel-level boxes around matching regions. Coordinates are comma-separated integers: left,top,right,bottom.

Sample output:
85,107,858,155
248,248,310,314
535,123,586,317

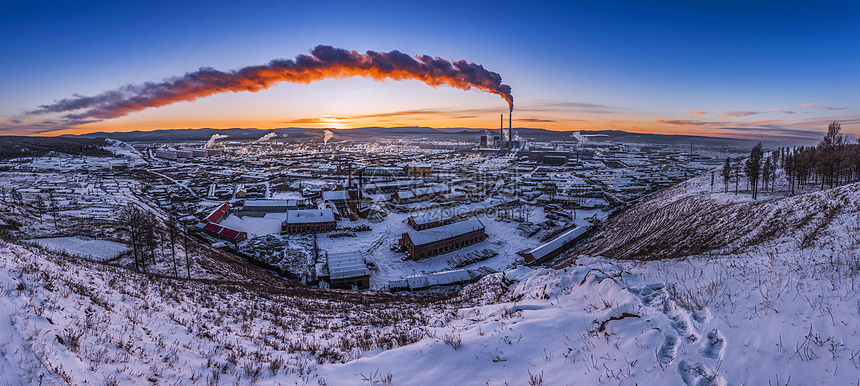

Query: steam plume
572,131,589,144
29,45,513,123
254,132,278,143
206,134,227,148
323,130,334,146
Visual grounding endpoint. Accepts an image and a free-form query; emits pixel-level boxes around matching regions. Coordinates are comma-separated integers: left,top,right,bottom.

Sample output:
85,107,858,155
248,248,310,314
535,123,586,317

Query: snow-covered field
6,221,860,384
27,236,129,261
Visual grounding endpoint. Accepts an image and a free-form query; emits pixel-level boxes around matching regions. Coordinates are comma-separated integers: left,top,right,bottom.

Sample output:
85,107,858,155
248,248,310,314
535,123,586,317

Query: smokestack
501,113,506,151
358,170,364,200
508,113,512,152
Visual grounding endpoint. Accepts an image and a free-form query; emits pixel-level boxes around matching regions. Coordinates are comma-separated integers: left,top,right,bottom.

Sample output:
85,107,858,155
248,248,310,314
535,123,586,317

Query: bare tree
817,122,845,189
35,195,46,223
784,149,796,195
11,188,22,205
48,194,61,232
762,156,773,193
721,158,731,193
745,143,763,200
118,205,145,271
168,219,178,278
710,170,715,192
183,231,192,279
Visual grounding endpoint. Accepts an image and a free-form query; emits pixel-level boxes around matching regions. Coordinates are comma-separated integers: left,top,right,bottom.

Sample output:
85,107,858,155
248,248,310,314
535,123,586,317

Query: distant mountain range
0,136,115,160
61,126,767,148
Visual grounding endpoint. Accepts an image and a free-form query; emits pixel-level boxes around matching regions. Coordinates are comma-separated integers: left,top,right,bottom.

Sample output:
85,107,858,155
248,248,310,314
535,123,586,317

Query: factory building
243,200,303,214
155,148,223,161
155,150,178,160
326,251,371,289
399,218,485,260
282,209,338,234
404,163,432,177
322,190,350,208
407,211,455,230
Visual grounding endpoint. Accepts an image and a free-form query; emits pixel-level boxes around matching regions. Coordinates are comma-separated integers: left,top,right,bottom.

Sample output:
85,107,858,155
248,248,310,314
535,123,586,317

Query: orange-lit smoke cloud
28,45,514,122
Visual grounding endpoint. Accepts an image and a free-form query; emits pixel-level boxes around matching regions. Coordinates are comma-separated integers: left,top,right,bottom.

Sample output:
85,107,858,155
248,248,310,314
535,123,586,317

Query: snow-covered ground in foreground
3,165,860,384
27,236,129,261
4,224,860,384
319,249,860,384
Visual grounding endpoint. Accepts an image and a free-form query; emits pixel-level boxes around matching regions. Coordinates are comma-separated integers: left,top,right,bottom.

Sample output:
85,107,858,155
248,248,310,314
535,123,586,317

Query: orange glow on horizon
31,114,730,139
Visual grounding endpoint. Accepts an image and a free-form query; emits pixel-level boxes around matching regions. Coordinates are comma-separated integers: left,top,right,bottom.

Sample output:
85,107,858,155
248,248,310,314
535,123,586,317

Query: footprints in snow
630,283,726,382
700,329,725,360
678,360,725,386
658,335,678,365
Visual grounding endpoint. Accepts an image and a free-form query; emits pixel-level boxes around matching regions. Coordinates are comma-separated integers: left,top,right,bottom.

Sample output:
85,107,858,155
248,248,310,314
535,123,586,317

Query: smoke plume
206,134,227,148
29,45,513,123
254,132,278,143
572,131,589,144
323,130,334,146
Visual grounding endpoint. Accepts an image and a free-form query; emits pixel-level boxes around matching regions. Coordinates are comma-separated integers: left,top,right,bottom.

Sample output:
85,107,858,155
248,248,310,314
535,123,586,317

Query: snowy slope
5,230,860,384
569,165,860,261
3,167,860,384
0,239,446,385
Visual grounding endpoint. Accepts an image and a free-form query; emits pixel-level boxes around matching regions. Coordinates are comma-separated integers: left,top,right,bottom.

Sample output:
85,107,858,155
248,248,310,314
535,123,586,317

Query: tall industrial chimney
508,113,512,152
499,114,504,151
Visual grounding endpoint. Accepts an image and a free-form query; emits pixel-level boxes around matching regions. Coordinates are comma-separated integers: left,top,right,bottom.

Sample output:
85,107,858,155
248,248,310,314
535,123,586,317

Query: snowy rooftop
285,209,336,224
394,190,415,199
327,251,370,280
405,218,484,246
244,200,292,208
409,211,450,226
412,184,449,196
322,190,349,201
526,226,589,261
390,269,472,290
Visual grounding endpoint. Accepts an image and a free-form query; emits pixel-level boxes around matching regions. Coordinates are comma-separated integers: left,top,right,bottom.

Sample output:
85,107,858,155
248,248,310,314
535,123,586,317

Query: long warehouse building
399,218,485,260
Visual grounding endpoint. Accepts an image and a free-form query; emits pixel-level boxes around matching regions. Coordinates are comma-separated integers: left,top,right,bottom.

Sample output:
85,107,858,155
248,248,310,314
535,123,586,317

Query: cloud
520,100,616,114
653,119,717,126
283,117,335,124
684,109,706,115
518,118,556,123
347,108,496,119
802,103,847,111
718,109,795,118
708,126,824,140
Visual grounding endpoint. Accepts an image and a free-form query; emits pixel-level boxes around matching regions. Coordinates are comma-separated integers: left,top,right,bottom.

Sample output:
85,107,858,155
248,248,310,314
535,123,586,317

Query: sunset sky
1,0,858,143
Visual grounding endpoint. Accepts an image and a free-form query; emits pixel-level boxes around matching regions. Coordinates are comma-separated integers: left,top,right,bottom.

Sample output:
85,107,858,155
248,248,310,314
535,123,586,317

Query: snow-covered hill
568,165,860,261
2,168,860,384
0,239,445,384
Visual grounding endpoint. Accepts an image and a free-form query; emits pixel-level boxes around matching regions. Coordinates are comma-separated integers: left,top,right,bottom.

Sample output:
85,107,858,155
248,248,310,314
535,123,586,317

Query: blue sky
1,0,858,143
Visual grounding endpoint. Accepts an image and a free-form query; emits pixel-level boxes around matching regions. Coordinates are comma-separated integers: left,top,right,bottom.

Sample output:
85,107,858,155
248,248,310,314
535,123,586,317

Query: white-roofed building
524,226,591,265
326,251,370,289
400,218,486,260
389,269,472,291
282,209,338,234
243,200,300,213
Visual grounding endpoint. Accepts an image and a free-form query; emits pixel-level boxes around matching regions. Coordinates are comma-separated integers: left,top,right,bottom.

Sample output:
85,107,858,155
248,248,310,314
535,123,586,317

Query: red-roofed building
202,222,247,243
205,202,231,223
